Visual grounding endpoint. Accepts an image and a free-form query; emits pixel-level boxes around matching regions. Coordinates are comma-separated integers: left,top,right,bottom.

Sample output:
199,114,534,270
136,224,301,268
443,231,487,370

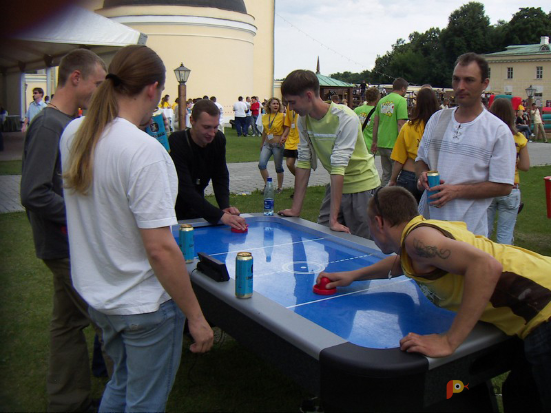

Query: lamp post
174,62,191,131
525,84,536,111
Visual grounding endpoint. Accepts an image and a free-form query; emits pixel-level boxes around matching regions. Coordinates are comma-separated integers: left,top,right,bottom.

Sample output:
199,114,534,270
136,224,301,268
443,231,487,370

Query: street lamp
525,84,536,110
174,62,191,130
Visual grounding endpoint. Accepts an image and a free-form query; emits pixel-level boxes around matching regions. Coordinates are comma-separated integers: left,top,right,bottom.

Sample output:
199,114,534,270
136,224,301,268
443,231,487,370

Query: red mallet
313,277,337,295
231,224,249,233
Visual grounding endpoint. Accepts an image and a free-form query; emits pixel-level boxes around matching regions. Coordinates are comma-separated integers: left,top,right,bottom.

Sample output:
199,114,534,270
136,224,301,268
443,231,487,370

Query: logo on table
446,380,469,399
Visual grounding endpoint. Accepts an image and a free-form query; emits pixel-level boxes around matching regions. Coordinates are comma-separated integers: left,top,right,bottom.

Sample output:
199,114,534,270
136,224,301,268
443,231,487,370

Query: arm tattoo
412,238,451,259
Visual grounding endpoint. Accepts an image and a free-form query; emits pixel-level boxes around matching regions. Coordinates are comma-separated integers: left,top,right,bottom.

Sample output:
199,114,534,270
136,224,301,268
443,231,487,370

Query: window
507,67,513,79
536,66,543,79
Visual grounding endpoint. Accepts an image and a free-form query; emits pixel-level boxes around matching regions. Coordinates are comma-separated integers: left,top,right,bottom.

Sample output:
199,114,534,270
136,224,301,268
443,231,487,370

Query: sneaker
276,188,283,194
290,192,294,199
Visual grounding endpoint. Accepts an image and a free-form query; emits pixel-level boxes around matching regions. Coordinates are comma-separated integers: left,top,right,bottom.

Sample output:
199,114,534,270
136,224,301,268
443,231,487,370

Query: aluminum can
179,224,195,263
426,171,440,203
235,252,253,298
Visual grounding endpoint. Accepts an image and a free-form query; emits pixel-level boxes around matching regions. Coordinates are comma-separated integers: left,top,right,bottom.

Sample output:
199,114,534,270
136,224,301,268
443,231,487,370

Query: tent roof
0,6,147,72
316,74,354,88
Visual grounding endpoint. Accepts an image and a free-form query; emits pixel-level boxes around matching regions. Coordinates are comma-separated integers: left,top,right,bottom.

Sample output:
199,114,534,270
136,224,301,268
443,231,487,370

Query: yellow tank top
400,215,551,339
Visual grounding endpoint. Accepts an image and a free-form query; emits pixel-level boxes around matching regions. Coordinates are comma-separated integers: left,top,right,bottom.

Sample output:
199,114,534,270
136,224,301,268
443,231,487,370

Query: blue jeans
234,117,247,136
252,115,261,136
258,142,285,173
487,188,520,244
396,170,423,203
245,116,253,135
89,300,185,412
524,320,551,410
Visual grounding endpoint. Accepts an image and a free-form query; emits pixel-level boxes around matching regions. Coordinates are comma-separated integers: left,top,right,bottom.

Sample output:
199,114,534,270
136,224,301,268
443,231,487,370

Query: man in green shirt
354,86,380,153
278,70,381,239
372,78,409,186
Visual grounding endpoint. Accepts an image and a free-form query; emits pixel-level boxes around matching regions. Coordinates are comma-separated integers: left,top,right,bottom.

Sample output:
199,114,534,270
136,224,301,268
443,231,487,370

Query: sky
274,0,550,79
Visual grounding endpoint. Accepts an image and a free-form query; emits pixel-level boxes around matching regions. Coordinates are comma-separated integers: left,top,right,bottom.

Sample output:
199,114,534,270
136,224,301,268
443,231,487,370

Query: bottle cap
267,177,272,182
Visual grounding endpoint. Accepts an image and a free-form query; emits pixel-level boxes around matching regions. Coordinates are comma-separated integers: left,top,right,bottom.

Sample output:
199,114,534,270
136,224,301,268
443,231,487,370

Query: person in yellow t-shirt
281,106,299,197
389,88,439,202
159,94,171,109
320,186,551,411
258,98,285,193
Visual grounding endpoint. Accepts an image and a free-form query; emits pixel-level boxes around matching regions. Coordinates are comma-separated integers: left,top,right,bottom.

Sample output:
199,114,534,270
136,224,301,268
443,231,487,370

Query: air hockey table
173,214,519,412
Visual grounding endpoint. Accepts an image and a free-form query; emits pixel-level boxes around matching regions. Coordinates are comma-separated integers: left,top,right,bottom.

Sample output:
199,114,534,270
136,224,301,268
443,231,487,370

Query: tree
440,2,491,69
502,7,551,46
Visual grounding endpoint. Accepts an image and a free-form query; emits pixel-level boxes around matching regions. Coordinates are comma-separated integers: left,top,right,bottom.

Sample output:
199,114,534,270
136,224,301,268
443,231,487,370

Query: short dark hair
32,87,44,96
392,78,408,91
365,87,379,103
58,49,106,87
368,187,419,227
238,96,243,101
191,99,220,120
455,52,489,81
210,96,216,101
281,70,320,97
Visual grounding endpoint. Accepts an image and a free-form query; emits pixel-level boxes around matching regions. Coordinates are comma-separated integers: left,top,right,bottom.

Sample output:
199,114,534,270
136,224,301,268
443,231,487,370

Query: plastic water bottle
263,178,274,216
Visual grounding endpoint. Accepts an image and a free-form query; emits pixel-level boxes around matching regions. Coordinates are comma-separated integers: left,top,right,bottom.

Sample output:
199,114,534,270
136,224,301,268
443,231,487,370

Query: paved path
1,131,550,214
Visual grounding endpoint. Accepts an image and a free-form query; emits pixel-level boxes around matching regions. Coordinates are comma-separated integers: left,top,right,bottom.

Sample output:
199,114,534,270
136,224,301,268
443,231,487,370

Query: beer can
235,252,253,298
426,171,440,202
179,224,195,263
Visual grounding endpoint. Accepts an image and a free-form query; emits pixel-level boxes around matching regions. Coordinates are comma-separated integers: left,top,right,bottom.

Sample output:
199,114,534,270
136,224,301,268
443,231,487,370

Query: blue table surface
173,218,455,349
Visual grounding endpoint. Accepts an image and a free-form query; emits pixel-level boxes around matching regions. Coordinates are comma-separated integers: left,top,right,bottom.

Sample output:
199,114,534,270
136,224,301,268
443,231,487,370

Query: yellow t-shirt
513,132,527,184
400,216,551,339
390,120,425,164
262,112,285,136
284,108,300,150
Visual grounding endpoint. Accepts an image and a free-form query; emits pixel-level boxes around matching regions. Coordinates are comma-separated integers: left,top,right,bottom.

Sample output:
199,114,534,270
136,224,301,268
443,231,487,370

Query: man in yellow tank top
320,186,551,410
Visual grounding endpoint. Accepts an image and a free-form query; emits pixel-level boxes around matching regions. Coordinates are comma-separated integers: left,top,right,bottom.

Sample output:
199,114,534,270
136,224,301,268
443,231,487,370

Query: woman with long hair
60,45,213,412
389,87,440,202
487,98,530,244
258,97,285,193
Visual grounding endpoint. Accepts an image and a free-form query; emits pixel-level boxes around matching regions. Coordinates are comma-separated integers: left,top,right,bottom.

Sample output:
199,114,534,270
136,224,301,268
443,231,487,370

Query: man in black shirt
169,99,247,230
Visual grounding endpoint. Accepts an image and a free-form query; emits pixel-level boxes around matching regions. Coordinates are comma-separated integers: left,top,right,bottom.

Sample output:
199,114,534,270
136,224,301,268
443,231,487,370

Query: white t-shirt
233,101,247,117
60,117,178,315
214,101,224,125
416,108,516,236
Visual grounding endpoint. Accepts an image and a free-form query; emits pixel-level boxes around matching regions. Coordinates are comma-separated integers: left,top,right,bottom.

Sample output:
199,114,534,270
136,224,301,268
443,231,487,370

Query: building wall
487,57,550,107
244,0,275,101
96,2,274,119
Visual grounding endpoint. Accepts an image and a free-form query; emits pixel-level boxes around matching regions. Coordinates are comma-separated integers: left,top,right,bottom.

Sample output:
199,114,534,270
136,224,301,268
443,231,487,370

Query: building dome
103,0,247,14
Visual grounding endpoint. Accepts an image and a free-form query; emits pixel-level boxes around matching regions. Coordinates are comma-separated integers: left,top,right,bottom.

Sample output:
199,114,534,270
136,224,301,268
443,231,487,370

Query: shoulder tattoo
412,238,451,259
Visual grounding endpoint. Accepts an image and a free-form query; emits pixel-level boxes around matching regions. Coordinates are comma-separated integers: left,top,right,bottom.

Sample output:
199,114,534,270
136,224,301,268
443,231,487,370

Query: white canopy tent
0,5,147,117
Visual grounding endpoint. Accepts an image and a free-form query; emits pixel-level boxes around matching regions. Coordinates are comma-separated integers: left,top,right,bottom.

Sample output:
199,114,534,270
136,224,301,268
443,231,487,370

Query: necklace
47,103,74,118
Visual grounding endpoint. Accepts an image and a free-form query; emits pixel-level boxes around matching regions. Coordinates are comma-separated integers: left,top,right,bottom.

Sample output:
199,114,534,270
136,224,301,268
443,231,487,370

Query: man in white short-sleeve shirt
415,53,516,236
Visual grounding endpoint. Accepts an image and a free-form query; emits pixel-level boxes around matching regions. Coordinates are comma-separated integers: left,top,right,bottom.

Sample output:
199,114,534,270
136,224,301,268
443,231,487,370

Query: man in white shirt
22,87,47,132
530,103,548,143
415,52,516,236
210,96,224,131
233,96,248,137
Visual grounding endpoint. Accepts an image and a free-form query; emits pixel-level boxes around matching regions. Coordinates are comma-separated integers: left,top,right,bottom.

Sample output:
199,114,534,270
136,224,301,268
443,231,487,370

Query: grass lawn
215,127,261,163
1,165,550,411
0,160,22,175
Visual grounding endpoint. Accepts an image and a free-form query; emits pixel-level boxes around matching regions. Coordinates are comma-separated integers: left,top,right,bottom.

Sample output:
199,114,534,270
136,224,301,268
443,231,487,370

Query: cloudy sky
274,0,550,79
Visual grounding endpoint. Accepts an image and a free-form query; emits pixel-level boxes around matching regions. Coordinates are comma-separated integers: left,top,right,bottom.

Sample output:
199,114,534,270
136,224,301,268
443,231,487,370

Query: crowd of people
19,44,551,412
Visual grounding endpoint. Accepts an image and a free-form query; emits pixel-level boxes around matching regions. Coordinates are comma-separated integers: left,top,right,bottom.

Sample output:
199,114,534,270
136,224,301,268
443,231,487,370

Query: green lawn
1,166,550,411
0,160,22,175
218,127,262,163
